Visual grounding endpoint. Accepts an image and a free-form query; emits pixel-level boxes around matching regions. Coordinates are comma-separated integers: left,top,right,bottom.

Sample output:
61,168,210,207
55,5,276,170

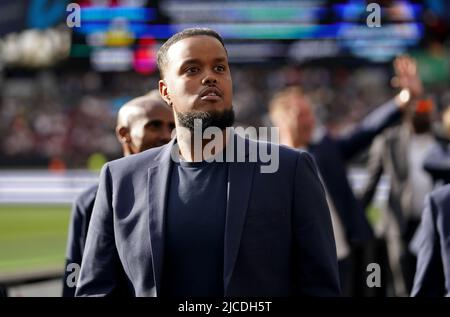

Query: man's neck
280,134,306,149
176,127,230,162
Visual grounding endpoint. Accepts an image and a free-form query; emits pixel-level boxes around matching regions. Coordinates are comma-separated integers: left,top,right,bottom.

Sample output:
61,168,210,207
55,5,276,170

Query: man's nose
201,73,217,85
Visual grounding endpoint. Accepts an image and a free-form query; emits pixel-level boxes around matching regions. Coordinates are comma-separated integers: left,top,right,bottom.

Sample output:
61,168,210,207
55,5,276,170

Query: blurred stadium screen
0,0,431,71
64,0,427,73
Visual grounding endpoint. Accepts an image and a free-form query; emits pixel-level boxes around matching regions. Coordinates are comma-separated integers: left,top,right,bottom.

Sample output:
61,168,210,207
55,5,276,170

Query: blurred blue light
80,7,156,22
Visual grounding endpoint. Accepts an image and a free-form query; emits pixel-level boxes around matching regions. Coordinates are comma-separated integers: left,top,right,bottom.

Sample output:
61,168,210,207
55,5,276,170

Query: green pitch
0,203,381,276
0,204,71,274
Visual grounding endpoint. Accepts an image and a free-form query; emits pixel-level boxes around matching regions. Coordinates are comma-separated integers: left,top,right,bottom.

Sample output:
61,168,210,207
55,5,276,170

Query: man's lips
199,87,223,101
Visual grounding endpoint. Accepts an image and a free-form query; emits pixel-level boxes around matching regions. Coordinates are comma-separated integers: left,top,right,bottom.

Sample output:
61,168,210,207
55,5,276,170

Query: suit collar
147,138,175,295
147,137,177,167
223,152,255,293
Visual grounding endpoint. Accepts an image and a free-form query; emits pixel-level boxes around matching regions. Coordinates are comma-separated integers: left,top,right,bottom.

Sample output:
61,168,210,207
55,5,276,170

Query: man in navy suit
423,105,450,185
411,184,450,296
75,28,340,297
63,91,174,296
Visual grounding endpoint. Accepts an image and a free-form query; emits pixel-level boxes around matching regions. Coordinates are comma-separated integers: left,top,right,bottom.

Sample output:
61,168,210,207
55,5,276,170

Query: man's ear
116,126,131,144
159,80,172,107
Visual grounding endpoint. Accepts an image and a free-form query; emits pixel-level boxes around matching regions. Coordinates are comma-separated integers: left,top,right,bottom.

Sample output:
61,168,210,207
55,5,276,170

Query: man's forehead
130,113,172,129
128,105,170,121
166,35,227,63
140,104,171,119
288,94,309,106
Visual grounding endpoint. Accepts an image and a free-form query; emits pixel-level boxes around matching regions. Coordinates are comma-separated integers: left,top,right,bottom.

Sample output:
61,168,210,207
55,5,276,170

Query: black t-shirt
161,159,228,296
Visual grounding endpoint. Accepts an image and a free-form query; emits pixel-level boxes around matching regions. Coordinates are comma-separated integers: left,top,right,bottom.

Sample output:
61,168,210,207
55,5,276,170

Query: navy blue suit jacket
75,132,340,297
62,184,98,297
310,100,402,244
411,184,450,296
423,141,450,185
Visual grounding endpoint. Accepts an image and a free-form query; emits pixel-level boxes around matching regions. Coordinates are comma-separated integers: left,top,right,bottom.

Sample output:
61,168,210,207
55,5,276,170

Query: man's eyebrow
144,119,163,125
178,59,201,70
178,57,228,70
213,57,227,63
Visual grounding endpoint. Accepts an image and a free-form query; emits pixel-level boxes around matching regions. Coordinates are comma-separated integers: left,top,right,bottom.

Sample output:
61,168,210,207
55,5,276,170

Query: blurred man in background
409,104,450,296
269,56,422,296
422,105,450,185
62,91,174,296
409,105,450,270
360,97,435,296
410,105,450,297
411,183,450,296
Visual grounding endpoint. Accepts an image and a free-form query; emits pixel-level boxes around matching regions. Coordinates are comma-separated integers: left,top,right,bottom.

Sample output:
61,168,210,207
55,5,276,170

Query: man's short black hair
157,28,227,78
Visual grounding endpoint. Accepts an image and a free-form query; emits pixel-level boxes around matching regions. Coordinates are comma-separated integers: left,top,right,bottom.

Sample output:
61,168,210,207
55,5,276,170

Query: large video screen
68,0,425,72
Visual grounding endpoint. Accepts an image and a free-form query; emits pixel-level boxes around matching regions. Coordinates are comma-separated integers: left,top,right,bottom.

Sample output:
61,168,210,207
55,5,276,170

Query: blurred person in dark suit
62,91,174,297
411,184,450,296
409,105,450,257
360,97,436,296
423,105,450,185
75,28,341,297
269,56,421,296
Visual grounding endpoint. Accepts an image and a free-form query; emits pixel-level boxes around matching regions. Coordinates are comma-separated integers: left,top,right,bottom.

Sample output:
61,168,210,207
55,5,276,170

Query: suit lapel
223,133,256,292
147,139,175,295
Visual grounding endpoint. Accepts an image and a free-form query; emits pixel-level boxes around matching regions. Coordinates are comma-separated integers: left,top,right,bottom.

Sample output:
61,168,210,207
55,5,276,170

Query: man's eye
146,121,162,129
215,65,225,72
186,67,199,74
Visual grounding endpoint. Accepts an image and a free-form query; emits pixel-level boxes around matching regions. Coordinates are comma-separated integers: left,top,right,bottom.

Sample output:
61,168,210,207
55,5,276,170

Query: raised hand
392,55,423,99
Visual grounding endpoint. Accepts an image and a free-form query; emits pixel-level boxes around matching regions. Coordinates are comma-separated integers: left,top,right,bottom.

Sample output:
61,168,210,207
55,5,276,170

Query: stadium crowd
2,61,449,169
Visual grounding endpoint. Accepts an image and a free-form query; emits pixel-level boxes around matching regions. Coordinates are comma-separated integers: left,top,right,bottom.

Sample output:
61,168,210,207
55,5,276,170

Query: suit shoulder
107,144,164,172
250,137,301,157
74,184,98,208
430,184,450,208
250,138,302,164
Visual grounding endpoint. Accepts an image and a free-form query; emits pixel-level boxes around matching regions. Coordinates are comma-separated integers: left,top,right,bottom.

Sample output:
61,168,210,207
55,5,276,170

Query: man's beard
176,108,235,132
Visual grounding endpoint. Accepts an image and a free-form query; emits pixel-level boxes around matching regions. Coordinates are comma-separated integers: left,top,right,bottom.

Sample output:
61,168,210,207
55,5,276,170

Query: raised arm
337,56,422,161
